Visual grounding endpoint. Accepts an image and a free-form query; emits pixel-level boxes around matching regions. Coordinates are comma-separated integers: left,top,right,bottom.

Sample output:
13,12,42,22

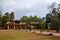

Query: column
7,24,9,29
14,25,15,29
14,21,15,29
20,24,21,29
20,22,22,29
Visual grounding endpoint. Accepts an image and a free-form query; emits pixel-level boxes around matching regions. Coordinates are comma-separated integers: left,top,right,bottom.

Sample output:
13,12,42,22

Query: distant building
29,22,39,29
6,20,27,29
6,20,39,29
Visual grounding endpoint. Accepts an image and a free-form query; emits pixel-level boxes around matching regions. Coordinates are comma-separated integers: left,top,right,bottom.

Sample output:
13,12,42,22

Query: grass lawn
0,30,60,40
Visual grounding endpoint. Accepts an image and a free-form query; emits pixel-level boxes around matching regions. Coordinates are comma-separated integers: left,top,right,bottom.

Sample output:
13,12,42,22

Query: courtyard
0,30,60,40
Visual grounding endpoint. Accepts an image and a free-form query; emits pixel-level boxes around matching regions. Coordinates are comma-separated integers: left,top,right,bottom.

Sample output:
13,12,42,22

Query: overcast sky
0,0,60,19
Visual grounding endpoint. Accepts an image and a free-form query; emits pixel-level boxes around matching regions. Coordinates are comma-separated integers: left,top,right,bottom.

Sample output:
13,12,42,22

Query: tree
20,16,28,30
10,12,14,22
51,7,60,32
2,12,10,29
45,13,53,29
0,11,2,22
4,12,10,21
46,14,52,23
20,16,28,22
52,8,59,32
20,15,44,31
27,15,39,22
46,3,60,33
33,15,39,22
52,8,58,16
0,11,2,27
28,16,33,22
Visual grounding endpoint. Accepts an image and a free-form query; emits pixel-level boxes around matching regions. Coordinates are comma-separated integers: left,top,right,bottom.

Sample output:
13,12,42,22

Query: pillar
7,24,9,29
20,22,22,29
14,25,15,29
14,21,15,29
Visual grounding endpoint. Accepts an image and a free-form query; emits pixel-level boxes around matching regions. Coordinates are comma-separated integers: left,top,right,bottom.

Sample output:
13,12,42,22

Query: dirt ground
0,30,60,40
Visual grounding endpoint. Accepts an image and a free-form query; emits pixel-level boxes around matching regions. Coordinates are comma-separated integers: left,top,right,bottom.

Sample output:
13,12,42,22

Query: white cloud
0,0,60,19
26,12,38,17
46,0,60,4
0,0,60,11
14,0,40,10
0,0,40,11
0,0,15,12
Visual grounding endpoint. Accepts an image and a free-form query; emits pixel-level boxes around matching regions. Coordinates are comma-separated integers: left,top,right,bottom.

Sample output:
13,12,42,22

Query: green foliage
47,6,60,32
1,12,15,29
33,15,39,22
10,12,14,22
0,11,2,22
2,12,10,28
0,11,3,27
20,16,28,22
4,12,10,21
52,8,60,32
38,18,44,29
20,15,44,29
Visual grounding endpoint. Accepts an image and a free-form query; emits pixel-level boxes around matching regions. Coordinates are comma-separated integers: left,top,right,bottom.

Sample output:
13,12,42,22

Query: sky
0,0,60,19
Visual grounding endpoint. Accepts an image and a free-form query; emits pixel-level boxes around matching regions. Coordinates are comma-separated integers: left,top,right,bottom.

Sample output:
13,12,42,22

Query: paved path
36,31,60,36
30,30,60,36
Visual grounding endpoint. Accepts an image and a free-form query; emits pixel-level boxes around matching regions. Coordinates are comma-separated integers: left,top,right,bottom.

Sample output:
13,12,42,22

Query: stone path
28,30,60,36
35,31,60,36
